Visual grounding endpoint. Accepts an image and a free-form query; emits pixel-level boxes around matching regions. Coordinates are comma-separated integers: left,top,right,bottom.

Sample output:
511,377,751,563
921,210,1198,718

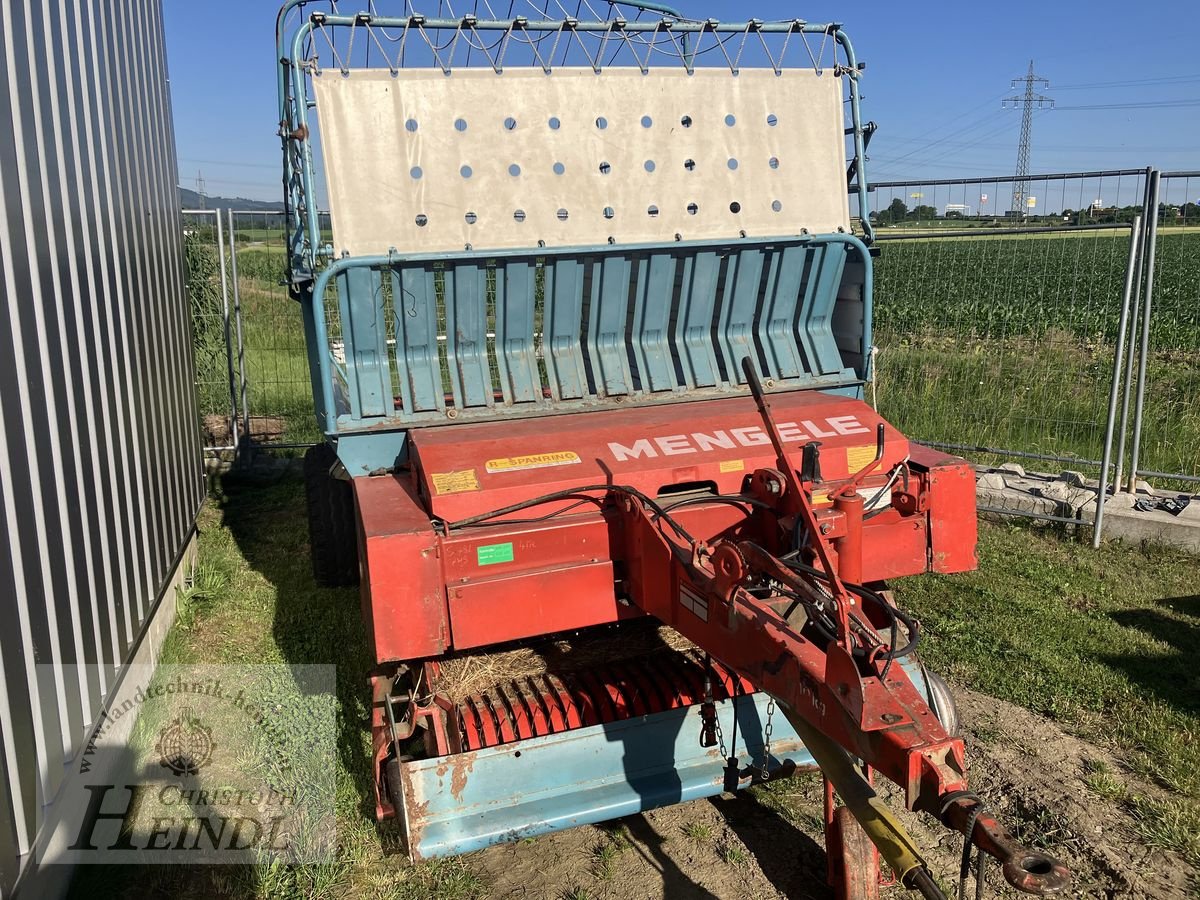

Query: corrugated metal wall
0,0,202,889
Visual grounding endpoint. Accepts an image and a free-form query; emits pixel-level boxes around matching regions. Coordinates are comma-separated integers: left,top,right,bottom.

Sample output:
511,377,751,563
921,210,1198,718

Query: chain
715,705,727,759
760,696,775,780
701,657,728,758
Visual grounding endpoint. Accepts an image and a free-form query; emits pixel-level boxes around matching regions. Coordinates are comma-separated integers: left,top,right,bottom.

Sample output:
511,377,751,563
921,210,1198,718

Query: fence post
1126,170,1161,492
214,209,240,452
227,208,251,452
1093,216,1141,548
1112,171,1152,492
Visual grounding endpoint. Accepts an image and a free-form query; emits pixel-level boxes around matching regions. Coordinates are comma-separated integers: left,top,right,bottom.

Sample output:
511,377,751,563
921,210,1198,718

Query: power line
178,156,279,170
1055,98,1200,110
869,109,1051,175
1053,73,1200,91
870,91,1011,169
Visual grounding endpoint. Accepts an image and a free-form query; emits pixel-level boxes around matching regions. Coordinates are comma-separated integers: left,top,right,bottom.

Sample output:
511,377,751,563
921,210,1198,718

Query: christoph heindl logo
40,664,336,865
156,707,215,777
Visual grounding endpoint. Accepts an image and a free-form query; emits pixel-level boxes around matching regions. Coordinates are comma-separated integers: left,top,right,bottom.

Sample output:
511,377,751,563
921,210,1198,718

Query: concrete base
973,465,1200,553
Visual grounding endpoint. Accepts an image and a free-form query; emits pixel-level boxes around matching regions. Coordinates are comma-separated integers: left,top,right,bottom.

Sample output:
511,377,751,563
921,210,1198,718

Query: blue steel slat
334,269,363,420
717,248,765,385
793,247,825,376
338,267,389,419
802,245,849,375
542,258,589,401
395,267,445,415
444,263,494,409
630,252,679,393
586,255,634,397
494,262,543,405
759,245,809,379
673,252,723,388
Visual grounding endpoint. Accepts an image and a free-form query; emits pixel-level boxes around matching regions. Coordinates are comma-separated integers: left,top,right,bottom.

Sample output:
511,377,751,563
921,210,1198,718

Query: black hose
444,483,698,544
779,557,921,661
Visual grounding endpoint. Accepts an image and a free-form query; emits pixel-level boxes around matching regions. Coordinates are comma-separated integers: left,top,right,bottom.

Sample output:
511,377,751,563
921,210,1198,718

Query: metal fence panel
228,209,326,448
861,171,1151,480
183,209,240,452
1131,171,1200,484
204,165,1198,496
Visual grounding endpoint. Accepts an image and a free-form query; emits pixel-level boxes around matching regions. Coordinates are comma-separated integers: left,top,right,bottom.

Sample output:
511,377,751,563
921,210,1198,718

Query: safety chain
700,655,728,758
760,696,775,780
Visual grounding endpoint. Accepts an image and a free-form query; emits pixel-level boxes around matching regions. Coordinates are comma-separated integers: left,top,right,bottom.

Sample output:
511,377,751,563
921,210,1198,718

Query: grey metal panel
0,0,201,890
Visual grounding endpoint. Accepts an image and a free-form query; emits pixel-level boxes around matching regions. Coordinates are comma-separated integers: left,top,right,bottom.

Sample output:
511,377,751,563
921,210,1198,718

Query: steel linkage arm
612,361,1069,895
616,506,1067,894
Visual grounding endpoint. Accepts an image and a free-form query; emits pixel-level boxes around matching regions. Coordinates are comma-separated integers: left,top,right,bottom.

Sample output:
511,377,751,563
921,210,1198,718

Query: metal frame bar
1113,191,1151,490
977,506,1094,528
1133,469,1200,485
1126,170,1160,491
868,169,1150,189
226,209,251,452
874,222,1131,241
1092,216,1141,547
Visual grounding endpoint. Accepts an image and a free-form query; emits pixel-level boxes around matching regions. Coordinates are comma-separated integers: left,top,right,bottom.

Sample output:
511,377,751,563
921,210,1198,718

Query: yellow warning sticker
719,459,745,474
431,469,480,495
811,491,831,506
846,444,877,472
485,451,581,474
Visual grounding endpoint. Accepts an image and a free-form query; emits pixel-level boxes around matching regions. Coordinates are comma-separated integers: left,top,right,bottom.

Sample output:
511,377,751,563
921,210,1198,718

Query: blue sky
164,1,1199,204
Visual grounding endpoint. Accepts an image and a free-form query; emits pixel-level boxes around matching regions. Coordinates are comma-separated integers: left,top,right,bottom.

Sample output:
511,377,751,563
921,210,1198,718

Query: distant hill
179,186,283,212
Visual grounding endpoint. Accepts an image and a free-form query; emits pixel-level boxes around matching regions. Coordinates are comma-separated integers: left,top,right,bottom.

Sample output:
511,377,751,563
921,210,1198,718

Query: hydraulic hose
778,703,944,898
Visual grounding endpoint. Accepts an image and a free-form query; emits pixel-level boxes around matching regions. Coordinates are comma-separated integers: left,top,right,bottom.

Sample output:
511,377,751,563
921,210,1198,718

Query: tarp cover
313,67,851,255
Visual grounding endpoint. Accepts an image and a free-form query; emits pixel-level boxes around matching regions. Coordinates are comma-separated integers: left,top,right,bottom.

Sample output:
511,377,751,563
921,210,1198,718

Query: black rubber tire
303,443,359,587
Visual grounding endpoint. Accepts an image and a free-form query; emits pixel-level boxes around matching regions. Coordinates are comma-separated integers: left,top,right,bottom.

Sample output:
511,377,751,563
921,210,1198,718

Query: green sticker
476,542,514,566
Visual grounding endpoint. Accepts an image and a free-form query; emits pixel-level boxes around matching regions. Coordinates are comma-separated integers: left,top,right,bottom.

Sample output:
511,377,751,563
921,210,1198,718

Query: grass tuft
718,842,749,866
1126,795,1200,866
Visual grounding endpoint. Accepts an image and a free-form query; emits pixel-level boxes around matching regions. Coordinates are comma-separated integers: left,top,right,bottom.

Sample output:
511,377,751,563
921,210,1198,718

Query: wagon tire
303,443,359,587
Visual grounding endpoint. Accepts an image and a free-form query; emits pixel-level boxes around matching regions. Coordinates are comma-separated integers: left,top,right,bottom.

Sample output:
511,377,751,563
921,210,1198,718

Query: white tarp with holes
312,67,851,255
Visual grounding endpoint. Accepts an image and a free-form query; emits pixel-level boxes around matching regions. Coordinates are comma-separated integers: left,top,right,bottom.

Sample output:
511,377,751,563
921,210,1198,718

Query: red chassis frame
351,384,1069,895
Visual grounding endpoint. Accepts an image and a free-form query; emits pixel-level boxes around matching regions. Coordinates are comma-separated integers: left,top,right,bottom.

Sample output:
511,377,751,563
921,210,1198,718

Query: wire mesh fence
182,210,239,451
862,171,1152,482
227,209,329,448
1130,171,1200,484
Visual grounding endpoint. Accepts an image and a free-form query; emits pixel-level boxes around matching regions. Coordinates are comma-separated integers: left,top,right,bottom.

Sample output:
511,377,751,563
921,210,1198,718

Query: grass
1126,795,1200,864
1081,759,1126,803
891,519,1200,865
681,822,712,843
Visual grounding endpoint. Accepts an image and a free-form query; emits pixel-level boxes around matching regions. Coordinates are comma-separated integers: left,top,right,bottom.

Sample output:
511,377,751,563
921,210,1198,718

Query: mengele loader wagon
276,3,1070,896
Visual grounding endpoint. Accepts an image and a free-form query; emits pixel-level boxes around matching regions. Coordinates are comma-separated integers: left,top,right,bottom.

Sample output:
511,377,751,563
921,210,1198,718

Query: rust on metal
448,750,477,801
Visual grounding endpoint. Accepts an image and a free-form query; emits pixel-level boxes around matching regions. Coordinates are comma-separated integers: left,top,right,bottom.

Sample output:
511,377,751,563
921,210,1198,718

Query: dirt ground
459,686,1193,900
